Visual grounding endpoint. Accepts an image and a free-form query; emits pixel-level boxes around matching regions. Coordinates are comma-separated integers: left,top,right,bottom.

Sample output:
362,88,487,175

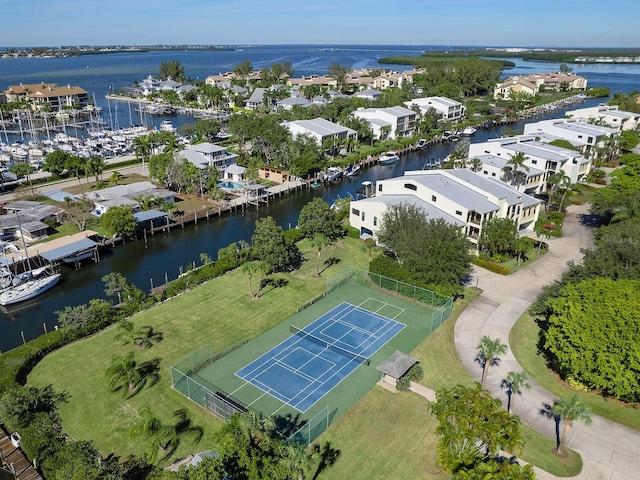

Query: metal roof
354,194,466,227
38,238,98,262
473,155,544,177
133,209,167,223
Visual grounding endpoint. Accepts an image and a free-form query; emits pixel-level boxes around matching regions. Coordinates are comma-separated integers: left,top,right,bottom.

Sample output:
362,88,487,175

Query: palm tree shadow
319,257,341,275
540,402,561,450
273,412,306,439
258,277,289,297
500,379,514,412
311,441,342,480
127,358,161,398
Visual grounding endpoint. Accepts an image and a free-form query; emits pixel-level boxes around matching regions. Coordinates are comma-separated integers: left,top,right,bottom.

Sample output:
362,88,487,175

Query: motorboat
442,131,459,142
415,139,428,150
344,163,361,177
379,151,399,165
461,126,477,136
323,166,343,182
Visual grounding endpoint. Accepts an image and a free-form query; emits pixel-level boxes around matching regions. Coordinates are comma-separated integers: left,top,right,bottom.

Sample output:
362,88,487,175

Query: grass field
26,238,582,477
28,238,369,464
511,311,640,431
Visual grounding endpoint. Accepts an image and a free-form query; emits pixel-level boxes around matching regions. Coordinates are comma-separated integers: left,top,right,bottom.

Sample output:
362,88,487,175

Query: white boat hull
0,274,61,306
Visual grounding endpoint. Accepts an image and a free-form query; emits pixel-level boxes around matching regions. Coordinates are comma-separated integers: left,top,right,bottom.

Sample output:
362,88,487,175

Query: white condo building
468,135,592,190
281,117,357,145
404,96,466,122
351,106,416,140
349,169,541,246
566,105,640,131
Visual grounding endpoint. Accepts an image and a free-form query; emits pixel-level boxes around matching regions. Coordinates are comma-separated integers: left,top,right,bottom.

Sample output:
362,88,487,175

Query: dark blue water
0,46,637,352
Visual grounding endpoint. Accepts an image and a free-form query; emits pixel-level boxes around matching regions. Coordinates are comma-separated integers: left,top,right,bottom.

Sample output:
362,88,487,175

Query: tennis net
290,324,370,366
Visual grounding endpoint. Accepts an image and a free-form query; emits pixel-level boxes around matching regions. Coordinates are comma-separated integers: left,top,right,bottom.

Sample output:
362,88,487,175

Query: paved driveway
454,204,640,479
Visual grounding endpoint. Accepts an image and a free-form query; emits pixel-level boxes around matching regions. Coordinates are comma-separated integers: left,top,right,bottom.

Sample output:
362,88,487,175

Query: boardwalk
0,425,43,480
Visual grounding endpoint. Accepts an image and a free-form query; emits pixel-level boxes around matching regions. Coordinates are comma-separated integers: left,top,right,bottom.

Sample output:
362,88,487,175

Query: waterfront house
494,72,588,99
465,154,546,194
468,135,592,186
82,181,174,216
405,97,466,122
5,83,89,112
493,77,537,100
258,167,290,184
281,118,357,146
565,105,640,131
352,106,416,140
244,88,268,110
349,169,540,246
0,201,61,241
179,142,239,172
223,163,246,183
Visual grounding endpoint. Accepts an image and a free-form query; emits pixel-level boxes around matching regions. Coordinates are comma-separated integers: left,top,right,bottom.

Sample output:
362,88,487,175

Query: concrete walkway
454,203,640,479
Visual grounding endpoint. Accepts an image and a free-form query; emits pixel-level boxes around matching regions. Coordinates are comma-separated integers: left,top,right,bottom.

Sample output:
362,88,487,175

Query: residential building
352,106,416,140
494,72,588,99
0,201,61,242
281,118,356,146
468,135,592,186
4,83,89,111
353,88,383,101
466,155,546,194
405,97,466,122
349,169,540,246
276,96,313,110
522,118,619,158
566,105,640,131
80,181,174,216
179,142,239,171
244,87,268,110
493,77,537,100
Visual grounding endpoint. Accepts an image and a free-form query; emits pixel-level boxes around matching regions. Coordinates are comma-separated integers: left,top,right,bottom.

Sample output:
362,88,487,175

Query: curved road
454,203,640,480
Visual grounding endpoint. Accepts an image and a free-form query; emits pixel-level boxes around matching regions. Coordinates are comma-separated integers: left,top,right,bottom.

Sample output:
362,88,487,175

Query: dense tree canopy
544,278,640,401
478,217,518,260
297,198,343,240
251,216,302,273
159,60,185,82
429,384,524,474
100,205,138,239
375,202,471,296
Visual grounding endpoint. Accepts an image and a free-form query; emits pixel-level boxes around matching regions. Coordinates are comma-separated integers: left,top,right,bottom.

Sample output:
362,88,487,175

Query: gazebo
376,350,418,389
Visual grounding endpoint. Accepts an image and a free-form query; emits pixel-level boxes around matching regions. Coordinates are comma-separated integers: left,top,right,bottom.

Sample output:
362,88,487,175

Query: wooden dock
0,426,43,480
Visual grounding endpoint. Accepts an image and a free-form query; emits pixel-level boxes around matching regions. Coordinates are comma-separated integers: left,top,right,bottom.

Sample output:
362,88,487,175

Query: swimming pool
217,181,245,190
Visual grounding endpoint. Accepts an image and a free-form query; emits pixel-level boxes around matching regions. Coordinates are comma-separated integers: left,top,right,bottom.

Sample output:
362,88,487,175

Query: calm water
0,46,638,351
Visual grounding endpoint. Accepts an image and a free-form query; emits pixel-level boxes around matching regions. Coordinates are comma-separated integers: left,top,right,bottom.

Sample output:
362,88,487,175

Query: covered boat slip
29,231,101,269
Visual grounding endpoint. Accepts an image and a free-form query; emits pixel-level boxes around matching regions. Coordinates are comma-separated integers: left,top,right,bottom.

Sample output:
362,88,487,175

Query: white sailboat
0,216,60,306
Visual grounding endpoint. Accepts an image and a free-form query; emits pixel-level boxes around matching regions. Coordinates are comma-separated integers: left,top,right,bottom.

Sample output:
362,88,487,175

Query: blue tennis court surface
236,302,405,412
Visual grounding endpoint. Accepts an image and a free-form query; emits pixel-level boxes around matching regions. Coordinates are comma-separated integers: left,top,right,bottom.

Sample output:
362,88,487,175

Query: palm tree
86,156,105,183
106,352,141,395
132,135,152,175
503,152,530,185
501,371,530,412
469,157,483,173
311,234,330,277
514,236,533,266
129,406,171,463
108,170,124,186
238,410,275,445
551,395,592,454
534,222,551,253
477,336,508,386
242,261,267,299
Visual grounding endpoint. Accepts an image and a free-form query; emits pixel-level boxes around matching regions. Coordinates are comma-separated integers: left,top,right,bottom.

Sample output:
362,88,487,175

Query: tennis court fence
171,341,250,421
171,343,338,444
326,267,453,332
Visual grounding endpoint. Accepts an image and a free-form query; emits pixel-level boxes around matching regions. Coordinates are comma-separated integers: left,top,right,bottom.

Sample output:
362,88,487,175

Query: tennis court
235,301,405,412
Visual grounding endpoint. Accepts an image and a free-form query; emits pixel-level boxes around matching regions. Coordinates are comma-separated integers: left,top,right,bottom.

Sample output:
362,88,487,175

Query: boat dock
0,425,43,480
12,231,102,271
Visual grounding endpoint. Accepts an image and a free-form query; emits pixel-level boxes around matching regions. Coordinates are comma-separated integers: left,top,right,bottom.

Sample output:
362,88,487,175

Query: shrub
395,375,411,391
471,257,509,275
406,363,424,382
345,225,360,239
567,377,589,392
283,228,305,244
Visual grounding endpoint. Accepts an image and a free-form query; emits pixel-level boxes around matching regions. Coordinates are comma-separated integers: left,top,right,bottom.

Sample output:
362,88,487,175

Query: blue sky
2,0,638,48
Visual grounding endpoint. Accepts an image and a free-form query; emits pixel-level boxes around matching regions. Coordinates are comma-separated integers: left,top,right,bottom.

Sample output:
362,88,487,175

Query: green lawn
26,240,582,476
28,238,369,465
511,311,640,431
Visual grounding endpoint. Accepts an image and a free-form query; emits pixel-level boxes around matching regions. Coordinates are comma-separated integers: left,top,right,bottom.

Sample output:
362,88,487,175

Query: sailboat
0,216,60,306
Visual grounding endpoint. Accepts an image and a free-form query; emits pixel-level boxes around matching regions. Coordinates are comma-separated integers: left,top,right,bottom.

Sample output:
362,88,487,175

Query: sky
1,0,638,48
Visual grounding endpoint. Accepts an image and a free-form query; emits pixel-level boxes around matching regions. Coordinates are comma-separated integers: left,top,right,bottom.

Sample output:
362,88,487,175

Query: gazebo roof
376,350,418,379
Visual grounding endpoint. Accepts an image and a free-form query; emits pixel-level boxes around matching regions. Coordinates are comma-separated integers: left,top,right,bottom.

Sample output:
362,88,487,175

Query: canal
0,97,602,352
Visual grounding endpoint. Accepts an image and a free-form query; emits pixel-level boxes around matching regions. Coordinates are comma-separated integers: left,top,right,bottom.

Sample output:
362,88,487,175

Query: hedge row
471,257,510,275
